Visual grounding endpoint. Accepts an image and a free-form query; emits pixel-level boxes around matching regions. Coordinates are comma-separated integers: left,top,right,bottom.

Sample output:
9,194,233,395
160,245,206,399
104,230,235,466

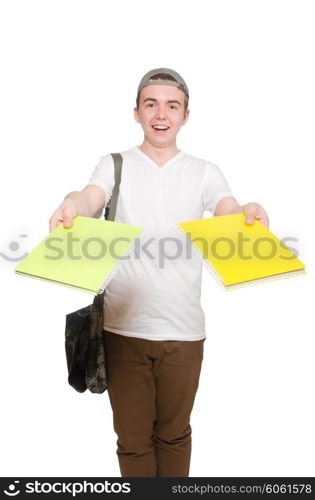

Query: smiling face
134,84,189,149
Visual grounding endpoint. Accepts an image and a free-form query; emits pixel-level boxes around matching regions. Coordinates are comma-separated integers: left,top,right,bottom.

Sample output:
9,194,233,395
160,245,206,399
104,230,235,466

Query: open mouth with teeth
152,125,170,132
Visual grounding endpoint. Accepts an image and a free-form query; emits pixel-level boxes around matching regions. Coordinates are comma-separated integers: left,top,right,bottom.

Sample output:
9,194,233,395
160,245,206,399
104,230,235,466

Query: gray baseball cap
137,68,189,98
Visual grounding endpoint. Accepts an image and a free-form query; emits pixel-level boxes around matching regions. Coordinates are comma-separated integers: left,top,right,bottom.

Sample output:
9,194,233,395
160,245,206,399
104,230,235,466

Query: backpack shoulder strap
105,153,123,221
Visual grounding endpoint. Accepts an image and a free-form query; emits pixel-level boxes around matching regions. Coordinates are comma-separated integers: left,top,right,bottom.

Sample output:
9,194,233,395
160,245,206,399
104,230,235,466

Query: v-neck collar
134,146,184,169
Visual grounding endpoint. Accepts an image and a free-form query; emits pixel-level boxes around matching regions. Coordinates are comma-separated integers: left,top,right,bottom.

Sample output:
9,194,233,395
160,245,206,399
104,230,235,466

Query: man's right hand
49,185,106,233
49,199,79,232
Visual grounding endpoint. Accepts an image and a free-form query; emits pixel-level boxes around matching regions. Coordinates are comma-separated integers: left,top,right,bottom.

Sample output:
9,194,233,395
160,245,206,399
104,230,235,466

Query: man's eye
147,103,154,108
170,105,178,110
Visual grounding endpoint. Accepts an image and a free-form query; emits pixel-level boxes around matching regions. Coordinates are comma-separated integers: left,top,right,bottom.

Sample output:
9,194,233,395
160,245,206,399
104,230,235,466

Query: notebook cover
177,213,305,289
15,216,144,294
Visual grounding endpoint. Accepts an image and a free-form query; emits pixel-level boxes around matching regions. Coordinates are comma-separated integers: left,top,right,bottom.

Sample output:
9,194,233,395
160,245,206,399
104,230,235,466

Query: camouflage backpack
64,153,122,393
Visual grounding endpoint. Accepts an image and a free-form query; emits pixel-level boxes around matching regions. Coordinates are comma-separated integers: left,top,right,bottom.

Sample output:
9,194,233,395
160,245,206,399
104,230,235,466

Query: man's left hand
243,202,269,228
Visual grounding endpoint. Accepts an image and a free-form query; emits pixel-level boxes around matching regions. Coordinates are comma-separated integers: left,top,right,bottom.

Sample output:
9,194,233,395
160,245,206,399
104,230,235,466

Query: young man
49,68,269,477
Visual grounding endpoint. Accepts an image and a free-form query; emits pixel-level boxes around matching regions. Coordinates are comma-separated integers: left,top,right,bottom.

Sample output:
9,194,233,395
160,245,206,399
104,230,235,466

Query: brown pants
103,330,205,477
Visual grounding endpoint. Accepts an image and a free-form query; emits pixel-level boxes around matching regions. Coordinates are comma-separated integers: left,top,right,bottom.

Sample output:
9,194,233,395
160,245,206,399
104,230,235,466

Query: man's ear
134,107,140,123
183,109,190,125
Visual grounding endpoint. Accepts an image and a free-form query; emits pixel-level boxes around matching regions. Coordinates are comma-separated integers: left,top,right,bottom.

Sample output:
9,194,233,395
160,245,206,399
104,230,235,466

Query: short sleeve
87,154,115,202
202,162,233,214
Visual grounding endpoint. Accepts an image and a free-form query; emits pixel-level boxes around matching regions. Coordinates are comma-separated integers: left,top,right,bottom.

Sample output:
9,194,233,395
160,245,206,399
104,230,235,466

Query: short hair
136,72,189,112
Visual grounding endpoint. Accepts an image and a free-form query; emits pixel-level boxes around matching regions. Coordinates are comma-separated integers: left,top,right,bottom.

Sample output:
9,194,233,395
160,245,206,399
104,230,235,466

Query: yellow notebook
15,216,144,294
177,213,305,290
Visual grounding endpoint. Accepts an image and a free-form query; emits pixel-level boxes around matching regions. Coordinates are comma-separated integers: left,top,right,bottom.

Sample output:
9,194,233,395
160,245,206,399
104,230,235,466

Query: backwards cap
137,68,189,98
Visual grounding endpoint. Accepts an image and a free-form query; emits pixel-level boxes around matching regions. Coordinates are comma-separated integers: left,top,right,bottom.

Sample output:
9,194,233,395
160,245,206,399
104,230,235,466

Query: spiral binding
97,230,144,294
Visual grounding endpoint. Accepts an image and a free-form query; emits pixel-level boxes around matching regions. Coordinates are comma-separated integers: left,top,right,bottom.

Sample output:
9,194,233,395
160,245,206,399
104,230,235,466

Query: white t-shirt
88,147,233,341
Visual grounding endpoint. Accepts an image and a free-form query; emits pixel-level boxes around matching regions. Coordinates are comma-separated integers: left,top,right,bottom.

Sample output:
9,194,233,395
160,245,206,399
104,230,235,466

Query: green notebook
15,216,144,294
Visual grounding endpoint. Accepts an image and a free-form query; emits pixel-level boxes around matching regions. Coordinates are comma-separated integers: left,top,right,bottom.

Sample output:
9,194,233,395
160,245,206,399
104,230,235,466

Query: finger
49,217,61,233
245,214,255,225
245,211,269,228
62,209,74,228
256,214,269,229
243,203,259,225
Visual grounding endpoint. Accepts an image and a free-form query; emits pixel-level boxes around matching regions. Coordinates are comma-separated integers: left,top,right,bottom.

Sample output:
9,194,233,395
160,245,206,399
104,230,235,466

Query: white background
0,0,314,477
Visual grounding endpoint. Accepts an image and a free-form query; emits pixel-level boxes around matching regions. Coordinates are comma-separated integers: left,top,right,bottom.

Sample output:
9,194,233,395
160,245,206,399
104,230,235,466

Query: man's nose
155,105,167,119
